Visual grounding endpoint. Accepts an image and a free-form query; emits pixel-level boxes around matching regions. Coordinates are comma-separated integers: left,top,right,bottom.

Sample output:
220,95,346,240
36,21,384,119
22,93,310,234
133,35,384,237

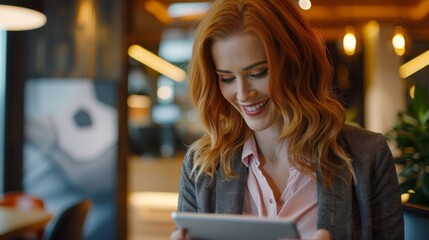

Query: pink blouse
241,135,317,239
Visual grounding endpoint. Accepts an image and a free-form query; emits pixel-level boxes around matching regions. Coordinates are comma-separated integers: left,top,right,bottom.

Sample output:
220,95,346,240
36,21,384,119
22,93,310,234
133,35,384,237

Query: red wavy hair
188,0,353,186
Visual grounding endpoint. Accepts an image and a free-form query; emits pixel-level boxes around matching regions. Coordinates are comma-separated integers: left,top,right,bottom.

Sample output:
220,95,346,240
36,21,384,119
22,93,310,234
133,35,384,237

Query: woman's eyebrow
242,61,268,71
215,69,232,73
215,61,268,73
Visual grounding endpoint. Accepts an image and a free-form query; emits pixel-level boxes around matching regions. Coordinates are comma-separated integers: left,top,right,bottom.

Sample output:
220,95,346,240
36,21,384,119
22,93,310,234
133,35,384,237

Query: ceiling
127,0,429,52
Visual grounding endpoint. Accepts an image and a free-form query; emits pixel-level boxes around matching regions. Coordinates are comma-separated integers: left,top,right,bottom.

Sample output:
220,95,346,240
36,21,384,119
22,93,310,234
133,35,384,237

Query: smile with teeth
243,99,270,112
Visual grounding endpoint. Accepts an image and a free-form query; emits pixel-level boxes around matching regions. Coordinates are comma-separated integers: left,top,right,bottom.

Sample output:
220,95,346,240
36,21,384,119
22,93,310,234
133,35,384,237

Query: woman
171,0,404,239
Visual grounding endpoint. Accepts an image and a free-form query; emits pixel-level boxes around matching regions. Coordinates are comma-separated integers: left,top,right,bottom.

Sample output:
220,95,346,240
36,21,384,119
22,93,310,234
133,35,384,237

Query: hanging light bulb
392,26,408,56
298,0,312,10
343,26,357,56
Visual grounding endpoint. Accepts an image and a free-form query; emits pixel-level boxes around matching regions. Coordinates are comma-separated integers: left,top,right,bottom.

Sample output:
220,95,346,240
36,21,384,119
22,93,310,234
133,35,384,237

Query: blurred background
1,0,428,240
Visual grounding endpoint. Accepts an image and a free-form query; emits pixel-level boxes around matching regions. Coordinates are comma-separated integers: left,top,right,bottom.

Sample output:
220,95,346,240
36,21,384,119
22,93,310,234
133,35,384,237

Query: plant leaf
421,171,429,198
421,110,429,126
400,178,418,194
412,84,429,125
399,112,419,127
400,164,420,178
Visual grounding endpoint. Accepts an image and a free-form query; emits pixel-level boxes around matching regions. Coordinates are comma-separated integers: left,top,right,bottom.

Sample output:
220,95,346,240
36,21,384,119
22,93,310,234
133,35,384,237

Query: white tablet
171,212,300,240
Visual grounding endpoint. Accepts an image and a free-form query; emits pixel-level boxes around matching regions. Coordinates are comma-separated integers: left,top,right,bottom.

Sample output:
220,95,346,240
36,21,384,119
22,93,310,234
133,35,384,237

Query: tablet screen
171,212,300,240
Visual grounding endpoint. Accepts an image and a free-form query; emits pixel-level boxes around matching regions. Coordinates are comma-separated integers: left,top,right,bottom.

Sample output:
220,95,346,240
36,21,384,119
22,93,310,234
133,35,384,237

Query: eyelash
219,76,235,83
250,69,269,79
218,68,269,83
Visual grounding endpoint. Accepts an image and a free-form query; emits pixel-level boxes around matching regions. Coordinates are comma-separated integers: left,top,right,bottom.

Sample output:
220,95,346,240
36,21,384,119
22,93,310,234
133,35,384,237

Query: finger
170,229,187,240
311,229,331,240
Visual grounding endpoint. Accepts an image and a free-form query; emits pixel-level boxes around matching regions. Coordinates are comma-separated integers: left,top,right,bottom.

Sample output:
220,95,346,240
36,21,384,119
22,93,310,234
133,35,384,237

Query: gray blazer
177,125,404,240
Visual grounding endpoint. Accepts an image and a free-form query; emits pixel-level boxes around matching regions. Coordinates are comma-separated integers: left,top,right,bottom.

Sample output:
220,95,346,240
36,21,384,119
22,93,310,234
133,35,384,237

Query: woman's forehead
211,34,267,70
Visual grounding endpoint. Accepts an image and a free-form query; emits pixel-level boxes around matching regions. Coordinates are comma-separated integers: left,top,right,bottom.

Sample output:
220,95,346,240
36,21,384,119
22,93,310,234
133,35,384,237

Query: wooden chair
43,199,92,240
0,191,46,240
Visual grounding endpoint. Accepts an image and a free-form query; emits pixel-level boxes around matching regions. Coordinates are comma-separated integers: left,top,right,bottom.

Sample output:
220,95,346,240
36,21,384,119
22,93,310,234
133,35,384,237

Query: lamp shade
0,0,46,31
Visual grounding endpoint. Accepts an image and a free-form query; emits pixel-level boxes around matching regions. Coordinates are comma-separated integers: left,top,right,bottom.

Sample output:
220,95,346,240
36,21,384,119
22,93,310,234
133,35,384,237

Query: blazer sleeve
371,134,404,239
177,151,199,212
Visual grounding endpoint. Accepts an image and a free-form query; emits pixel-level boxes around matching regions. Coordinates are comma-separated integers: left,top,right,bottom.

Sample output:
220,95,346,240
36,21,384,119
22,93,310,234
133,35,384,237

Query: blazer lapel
215,149,247,214
317,135,353,239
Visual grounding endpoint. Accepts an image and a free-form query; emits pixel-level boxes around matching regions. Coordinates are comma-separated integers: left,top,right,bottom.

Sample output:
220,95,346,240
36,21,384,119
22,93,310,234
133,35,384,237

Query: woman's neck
253,126,290,200
253,125,287,165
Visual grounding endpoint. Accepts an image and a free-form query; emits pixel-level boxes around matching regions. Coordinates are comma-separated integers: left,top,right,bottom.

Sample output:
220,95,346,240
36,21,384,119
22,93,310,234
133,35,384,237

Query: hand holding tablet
171,212,300,240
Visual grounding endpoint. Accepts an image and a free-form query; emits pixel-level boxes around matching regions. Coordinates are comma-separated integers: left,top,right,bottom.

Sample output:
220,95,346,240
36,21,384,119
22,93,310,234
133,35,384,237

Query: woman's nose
236,78,255,101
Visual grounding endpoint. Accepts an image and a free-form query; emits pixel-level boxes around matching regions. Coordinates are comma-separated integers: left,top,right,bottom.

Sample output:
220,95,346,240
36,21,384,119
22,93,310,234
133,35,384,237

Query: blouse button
269,199,273,204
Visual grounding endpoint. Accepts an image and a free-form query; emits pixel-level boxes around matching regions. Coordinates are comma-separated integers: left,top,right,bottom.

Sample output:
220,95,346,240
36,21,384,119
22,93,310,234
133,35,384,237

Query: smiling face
211,34,282,133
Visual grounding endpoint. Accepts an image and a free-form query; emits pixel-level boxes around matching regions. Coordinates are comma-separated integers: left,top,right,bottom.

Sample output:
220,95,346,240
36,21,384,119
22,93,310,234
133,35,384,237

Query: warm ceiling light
392,26,409,56
167,2,211,19
298,0,312,10
343,26,357,56
399,50,429,78
128,44,187,82
392,33,405,54
144,0,171,23
0,4,46,31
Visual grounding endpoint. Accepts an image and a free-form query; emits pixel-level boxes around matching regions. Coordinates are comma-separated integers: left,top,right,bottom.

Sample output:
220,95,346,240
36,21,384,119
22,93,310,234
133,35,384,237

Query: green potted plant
386,84,429,207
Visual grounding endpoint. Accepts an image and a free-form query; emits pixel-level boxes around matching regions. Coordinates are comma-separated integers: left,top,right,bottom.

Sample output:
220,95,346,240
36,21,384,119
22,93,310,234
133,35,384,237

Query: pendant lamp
392,25,410,56
343,25,358,56
0,0,46,31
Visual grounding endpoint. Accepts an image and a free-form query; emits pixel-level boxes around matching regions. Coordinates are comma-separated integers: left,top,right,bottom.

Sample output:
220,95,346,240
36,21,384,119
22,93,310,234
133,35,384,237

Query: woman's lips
242,99,270,116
